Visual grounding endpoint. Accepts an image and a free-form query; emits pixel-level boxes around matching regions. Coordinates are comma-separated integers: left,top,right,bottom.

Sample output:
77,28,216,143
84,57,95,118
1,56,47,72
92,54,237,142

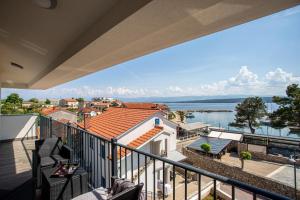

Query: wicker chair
33,137,73,188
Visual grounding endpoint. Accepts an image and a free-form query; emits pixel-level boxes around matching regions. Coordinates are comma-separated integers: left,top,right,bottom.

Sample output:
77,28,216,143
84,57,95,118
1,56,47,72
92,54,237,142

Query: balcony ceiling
0,0,299,89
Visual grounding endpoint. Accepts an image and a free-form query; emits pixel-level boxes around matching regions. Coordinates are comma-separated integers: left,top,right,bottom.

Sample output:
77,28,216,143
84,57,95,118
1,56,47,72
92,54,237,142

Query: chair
72,177,144,200
34,137,73,188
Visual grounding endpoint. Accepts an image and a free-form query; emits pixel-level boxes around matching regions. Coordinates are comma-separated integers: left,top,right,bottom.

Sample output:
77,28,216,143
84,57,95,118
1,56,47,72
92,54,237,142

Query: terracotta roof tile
118,126,163,158
78,107,161,140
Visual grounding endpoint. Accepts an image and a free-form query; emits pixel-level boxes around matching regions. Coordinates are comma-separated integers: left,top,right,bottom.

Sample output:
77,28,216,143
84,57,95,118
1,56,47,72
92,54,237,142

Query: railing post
49,117,53,138
111,138,118,177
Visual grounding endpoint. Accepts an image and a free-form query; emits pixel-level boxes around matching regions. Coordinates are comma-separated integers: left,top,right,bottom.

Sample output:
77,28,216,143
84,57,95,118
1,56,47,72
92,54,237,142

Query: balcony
0,115,294,200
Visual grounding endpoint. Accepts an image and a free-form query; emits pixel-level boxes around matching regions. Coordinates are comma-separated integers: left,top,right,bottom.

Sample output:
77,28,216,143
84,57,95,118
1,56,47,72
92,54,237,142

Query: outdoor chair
33,137,73,188
72,176,144,200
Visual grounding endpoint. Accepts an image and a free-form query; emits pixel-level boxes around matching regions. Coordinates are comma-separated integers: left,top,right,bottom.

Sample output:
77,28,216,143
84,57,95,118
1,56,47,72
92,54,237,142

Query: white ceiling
0,0,299,89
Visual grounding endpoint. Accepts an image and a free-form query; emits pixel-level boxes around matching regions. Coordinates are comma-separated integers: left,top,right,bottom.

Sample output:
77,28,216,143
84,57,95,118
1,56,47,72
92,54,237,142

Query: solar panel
187,136,232,155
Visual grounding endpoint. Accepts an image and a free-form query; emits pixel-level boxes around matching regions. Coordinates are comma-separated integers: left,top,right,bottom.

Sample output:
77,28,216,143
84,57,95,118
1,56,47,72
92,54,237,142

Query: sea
165,102,300,139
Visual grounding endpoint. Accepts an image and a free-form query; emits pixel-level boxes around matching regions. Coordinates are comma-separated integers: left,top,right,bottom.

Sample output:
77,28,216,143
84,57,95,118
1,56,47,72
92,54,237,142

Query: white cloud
2,66,299,99
265,68,300,84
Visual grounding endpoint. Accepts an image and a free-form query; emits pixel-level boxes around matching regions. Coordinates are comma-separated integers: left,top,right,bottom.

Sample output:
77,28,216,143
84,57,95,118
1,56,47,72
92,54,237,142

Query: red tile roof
40,107,75,116
63,98,78,102
78,107,161,140
40,107,60,115
123,102,168,110
119,126,163,158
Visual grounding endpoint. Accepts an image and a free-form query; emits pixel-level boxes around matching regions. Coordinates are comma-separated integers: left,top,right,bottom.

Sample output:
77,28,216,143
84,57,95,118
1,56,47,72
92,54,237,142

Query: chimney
83,113,91,129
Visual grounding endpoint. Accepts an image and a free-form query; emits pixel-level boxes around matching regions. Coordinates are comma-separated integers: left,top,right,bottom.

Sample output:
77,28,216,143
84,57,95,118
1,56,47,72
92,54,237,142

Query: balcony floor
0,139,35,199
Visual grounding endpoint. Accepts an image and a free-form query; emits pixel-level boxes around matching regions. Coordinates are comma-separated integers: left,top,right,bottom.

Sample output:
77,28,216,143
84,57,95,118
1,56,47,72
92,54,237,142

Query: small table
42,166,88,200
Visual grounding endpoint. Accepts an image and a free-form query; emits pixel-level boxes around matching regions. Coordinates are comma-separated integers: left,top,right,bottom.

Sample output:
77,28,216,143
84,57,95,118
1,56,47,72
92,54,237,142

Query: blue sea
165,103,300,139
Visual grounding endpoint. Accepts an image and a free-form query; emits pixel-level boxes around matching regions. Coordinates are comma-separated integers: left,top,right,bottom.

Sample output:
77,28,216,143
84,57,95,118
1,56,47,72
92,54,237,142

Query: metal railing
39,116,292,200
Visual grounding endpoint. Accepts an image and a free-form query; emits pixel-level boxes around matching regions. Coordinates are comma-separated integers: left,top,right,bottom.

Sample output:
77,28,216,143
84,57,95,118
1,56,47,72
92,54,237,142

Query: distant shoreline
183,109,233,113
161,97,273,104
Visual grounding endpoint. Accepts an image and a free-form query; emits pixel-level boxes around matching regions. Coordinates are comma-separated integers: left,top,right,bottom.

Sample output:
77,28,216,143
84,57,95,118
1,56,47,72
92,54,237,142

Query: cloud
2,66,299,99
265,68,300,84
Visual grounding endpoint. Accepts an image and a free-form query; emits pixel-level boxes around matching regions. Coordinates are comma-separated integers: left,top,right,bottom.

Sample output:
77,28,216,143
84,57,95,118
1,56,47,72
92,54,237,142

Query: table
42,166,88,200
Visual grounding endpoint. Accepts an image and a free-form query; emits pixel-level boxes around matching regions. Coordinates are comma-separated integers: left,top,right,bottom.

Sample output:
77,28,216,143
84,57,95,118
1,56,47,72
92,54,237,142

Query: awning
180,122,209,131
208,131,243,141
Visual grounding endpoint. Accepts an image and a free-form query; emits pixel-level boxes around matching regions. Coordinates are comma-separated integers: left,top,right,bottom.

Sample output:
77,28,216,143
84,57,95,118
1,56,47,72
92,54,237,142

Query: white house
79,107,181,189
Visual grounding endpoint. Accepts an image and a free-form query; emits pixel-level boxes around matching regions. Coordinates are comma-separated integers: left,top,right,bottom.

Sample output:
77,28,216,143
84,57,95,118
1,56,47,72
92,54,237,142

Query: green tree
176,111,185,122
230,97,266,134
110,101,119,107
240,151,252,169
45,99,51,105
270,84,300,127
76,97,84,103
29,98,39,103
168,112,176,120
200,143,211,155
5,93,23,106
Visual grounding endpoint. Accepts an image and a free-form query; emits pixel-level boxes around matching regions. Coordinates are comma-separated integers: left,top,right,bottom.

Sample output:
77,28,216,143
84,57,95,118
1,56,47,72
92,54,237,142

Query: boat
185,112,195,118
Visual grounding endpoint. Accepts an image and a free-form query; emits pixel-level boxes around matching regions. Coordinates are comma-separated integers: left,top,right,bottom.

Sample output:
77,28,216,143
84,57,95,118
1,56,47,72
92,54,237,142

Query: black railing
39,116,292,200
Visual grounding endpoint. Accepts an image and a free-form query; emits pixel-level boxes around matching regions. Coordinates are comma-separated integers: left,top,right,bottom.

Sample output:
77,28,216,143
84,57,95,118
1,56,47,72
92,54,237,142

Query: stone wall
237,143,300,165
182,148,299,199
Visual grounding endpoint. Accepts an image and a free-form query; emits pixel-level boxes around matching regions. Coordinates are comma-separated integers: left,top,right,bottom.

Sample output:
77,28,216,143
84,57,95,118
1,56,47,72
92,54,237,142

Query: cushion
111,178,134,195
72,187,109,200
38,137,59,157
40,156,55,167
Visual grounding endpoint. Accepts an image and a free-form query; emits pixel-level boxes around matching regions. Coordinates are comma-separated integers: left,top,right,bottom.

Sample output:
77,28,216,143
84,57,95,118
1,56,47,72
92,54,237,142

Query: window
155,118,160,126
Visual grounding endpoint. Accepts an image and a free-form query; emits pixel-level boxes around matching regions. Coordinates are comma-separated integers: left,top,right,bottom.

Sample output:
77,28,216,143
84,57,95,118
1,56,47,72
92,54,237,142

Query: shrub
200,143,211,153
240,151,252,160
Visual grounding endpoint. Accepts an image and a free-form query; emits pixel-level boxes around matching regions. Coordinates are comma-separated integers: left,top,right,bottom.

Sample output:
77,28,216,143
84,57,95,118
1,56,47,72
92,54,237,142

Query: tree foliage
231,97,266,134
270,84,300,127
240,151,252,169
29,98,39,103
45,99,51,105
76,97,84,103
176,111,185,122
200,143,211,154
5,93,23,106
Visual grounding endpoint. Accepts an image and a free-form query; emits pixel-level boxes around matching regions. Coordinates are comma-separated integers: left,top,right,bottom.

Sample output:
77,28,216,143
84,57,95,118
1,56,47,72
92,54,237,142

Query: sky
2,5,300,100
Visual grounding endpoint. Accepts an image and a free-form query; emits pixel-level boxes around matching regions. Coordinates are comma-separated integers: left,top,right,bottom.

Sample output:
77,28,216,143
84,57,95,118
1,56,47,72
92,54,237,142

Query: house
78,107,180,189
59,98,79,108
40,107,77,123
78,107,101,118
87,101,110,111
22,101,33,108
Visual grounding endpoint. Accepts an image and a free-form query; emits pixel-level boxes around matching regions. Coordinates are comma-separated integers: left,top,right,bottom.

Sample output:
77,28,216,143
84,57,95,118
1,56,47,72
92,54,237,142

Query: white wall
0,115,37,140
118,113,177,152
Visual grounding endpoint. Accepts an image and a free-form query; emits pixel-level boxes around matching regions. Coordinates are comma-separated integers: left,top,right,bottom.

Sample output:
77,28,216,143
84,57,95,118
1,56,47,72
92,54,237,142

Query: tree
5,93,23,106
92,97,102,102
240,151,252,169
168,112,176,120
200,143,211,155
110,101,119,107
230,97,266,134
76,97,84,103
29,98,39,103
176,111,185,122
270,84,300,127
45,99,51,105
